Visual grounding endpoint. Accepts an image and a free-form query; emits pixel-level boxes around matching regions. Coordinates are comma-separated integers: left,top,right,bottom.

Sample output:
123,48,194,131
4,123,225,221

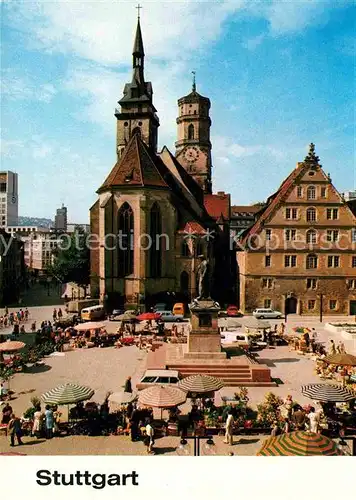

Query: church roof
178,221,206,235
204,193,230,220
98,133,168,191
178,89,210,105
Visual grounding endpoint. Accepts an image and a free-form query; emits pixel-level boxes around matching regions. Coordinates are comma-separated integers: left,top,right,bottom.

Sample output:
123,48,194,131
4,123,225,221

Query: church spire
192,71,196,92
132,9,145,85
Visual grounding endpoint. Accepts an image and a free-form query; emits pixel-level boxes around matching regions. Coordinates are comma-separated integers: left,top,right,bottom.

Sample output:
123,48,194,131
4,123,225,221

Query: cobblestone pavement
0,304,355,455
0,433,263,456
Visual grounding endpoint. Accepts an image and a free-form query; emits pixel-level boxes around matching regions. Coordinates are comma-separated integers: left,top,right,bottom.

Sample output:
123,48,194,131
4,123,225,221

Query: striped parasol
108,391,138,405
257,431,342,456
178,374,224,394
0,341,25,352
301,383,356,402
324,353,356,366
138,385,186,408
74,322,106,331
41,383,94,405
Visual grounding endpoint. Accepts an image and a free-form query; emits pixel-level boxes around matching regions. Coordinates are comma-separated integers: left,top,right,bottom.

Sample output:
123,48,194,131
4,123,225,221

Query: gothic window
188,124,195,140
306,229,317,244
181,240,190,257
306,253,318,269
149,203,162,277
118,203,134,277
307,186,316,200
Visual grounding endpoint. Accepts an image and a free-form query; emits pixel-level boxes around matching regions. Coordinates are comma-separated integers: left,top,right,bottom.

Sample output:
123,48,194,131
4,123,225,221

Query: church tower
175,76,212,194
115,17,160,159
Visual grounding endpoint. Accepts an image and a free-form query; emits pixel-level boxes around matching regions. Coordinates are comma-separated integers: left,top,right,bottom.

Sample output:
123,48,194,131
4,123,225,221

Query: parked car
136,369,181,390
226,305,242,317
172,302,185,316
81,305,106,321
109,309,125,321
253,308,283,319
160,311,184,322
220,331,252,348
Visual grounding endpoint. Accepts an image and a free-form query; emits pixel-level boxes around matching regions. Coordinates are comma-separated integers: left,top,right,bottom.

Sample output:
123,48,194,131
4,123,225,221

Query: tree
48,229,90,290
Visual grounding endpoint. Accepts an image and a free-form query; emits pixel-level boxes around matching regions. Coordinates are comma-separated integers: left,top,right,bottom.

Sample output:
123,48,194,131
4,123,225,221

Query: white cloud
1,70,58,103
213,135,288,163
6,0,242,66
243,33,265,51
0,137,24,158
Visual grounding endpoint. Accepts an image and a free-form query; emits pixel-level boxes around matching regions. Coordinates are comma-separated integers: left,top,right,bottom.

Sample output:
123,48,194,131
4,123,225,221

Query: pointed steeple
132,18,145,85
133,18,144,56
192,71,196,93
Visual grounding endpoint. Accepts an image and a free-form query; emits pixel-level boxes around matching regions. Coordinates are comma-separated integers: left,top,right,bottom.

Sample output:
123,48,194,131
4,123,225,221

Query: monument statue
196,255,210,300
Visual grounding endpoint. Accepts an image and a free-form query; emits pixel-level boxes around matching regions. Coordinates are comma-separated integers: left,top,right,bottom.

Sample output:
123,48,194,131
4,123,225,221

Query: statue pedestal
184,299,226,360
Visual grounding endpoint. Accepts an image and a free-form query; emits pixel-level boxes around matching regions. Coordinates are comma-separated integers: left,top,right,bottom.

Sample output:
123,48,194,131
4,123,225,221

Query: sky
1,0,355,223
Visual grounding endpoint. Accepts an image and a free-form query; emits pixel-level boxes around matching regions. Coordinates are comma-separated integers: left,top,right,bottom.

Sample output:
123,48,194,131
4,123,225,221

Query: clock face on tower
183,146,200,163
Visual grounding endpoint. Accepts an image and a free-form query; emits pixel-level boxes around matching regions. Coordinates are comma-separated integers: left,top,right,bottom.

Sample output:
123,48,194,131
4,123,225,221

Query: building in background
230,204,264,238
5,226,57,274
0,171,18,228
238,144,356,316
343,190,356,201
0,228,24,305
66,223,90,233
54,204,68,232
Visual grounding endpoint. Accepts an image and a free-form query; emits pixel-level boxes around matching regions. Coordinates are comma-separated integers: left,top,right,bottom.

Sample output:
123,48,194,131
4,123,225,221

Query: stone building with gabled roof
90,19,236,310
237,144,356,316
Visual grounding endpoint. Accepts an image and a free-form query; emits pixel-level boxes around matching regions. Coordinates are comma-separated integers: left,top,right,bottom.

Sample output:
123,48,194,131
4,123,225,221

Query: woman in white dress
32,407,44,438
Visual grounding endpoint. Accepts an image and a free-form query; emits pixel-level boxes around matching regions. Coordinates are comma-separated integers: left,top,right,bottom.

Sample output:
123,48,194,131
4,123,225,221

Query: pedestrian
224,408,235,445
58,308,63,319
144,418,155,454
292,405,306,430
8,414,23,446
124,376,132,393
1,402,13,424
138,333,143,350
271,421,281,436
329,339,336,356
337,341,345,354
44,405,54,439
52,308,57,322
32,406,44,438
307,407,320,433
283,418,290,434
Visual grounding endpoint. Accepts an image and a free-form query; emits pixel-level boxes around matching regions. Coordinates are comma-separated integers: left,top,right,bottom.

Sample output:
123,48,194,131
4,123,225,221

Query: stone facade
238,144,356,316
89,20,235,310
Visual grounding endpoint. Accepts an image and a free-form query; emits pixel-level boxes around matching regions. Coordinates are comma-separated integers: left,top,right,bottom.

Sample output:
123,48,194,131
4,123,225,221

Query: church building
90,18,236,310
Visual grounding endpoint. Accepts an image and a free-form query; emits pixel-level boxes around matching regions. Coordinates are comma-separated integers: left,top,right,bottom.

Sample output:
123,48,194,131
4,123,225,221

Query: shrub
257,392,283,426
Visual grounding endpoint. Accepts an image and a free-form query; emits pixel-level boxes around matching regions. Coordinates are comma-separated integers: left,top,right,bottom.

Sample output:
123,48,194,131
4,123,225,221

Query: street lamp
337,437,352,456
176,435,216,456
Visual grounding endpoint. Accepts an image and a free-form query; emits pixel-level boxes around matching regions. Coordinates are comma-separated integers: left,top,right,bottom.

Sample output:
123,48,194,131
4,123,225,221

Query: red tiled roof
178,221,206,235
204,193,230,220
231,205,263,214
99,134,168,191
